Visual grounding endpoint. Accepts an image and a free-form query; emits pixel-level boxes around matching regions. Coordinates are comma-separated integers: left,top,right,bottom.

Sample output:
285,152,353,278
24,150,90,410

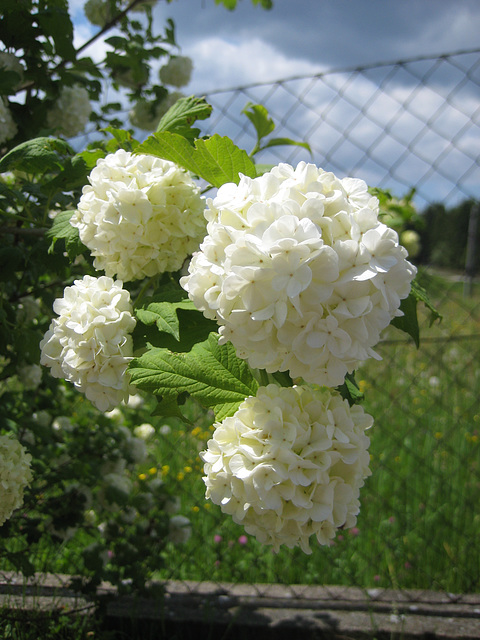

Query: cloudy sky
70,0,480,207
151,0,480,92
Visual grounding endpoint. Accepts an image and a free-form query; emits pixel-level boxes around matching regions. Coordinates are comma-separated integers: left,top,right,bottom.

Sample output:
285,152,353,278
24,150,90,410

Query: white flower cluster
40,275,136,412
0,98,17,145
159,56,193,88
182,163,416,387
201,384,372,553
46,85,92,138
71,149,206,281
129,92,184,131
0,434,33,526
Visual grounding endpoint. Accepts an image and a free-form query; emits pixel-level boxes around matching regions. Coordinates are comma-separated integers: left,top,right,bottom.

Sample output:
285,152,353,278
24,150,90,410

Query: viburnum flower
201,384,372,553
39,275,136,412
181,163,416,387
0,434,33,526
159,56,193,88
0,98,17,145
70,149,205,281
129,92,184,131
46,85,92,138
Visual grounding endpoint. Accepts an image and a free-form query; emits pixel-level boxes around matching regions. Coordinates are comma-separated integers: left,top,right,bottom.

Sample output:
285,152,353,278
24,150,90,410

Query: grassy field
147,270,480,593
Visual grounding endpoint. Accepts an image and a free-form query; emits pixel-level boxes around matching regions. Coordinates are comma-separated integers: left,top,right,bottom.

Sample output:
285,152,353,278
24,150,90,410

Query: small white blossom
182,163,416,387
159,56,193,88
46,85,92,138
71,149,205,281
0,98,17,145
133,423,155,440
201,384,372,553
400,229,421,258
124,393,144,409
40,275,136,412
0,434,33,526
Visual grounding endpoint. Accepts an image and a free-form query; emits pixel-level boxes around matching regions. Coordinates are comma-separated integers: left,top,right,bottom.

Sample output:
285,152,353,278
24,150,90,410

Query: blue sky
151,0,480,92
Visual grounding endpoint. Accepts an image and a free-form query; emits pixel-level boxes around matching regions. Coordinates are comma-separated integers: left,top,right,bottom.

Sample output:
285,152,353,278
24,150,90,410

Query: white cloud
185,37,324,94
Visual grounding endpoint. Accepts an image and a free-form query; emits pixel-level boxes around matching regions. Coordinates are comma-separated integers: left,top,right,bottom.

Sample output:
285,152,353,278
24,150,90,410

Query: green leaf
0,137,74,174
336,372,364,406
135,286,198,341
242,102,275,145
46,210,85,259
391,292,420,347
129,333,259,421
259,137,312,155
135,132,256,187
75,149,106,171
102,126,139,152
36,1,76,61
156,96,212,140
0,70,22,94
410,279,442,327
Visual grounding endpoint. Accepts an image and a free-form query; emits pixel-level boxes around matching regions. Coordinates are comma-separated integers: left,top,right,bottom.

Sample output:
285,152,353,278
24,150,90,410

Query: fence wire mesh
146,49,480,604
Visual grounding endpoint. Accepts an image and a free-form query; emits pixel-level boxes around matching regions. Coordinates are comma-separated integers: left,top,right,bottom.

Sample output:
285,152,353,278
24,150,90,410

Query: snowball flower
0,98,17,145
159,56,193,88
39,275,136,411
129,92,184,131
133,423,155,440
0,434,33,526
182,163,416,387
400,230,421,258
46,85,92,138
71,149,205,281
201,384,372,553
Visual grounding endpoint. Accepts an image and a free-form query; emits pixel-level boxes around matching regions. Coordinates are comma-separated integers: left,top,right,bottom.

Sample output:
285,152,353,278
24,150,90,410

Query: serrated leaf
135,132,256,187
260,137,312,155
102,126,139,151
46,209,85,258
391,292,420,347
135,287,197,341
411,279,442,326
129,333,259,420
156,96,212,140
75,149,106,171
336,372,364,406
242,102,275,144
0,137,74,174
36,1,75,60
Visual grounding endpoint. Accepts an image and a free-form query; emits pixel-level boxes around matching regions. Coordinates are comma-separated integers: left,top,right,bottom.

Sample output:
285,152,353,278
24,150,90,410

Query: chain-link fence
4,47,479,636
149,49,480,607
